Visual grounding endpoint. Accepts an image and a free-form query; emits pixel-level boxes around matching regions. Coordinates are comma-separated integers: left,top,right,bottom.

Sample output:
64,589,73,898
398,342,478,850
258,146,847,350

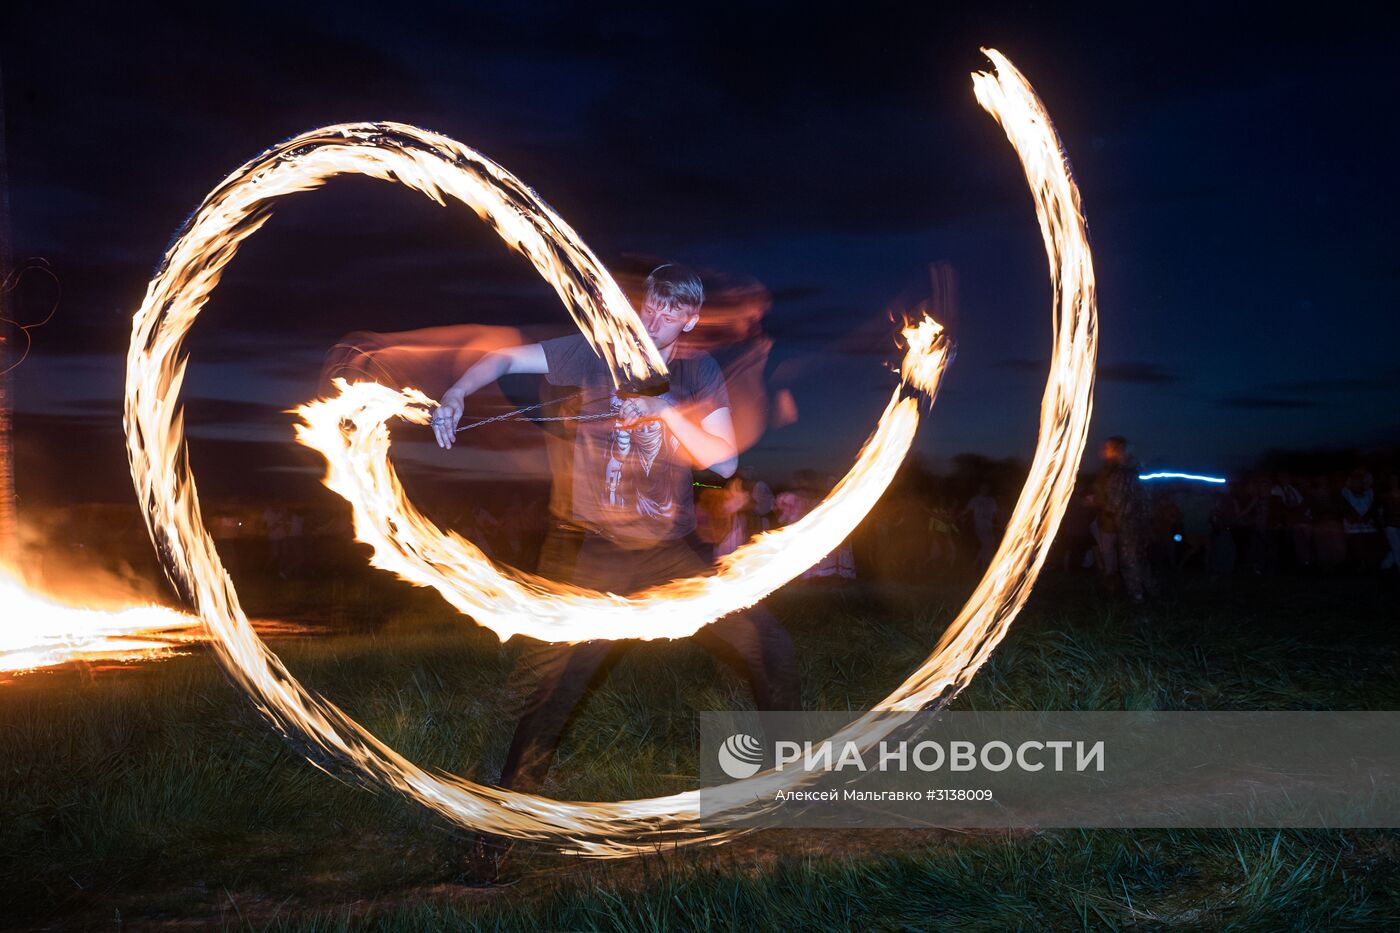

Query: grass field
3,568,1399,930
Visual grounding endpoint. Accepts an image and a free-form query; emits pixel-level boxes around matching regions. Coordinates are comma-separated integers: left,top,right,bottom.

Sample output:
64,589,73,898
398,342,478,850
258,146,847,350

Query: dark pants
1100,525,1155,601
498,532,801,793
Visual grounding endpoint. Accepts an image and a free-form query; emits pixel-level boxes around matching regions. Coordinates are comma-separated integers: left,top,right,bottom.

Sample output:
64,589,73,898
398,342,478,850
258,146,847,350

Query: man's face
640,298,699,351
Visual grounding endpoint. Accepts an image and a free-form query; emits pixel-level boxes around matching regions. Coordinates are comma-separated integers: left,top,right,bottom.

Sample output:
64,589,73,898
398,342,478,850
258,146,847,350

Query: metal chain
440,391,619,434
455,410,617,432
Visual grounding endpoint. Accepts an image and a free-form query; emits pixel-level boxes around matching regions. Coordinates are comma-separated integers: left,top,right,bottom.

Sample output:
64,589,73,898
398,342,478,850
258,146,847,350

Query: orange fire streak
0,567,202,675
122,49,1095,856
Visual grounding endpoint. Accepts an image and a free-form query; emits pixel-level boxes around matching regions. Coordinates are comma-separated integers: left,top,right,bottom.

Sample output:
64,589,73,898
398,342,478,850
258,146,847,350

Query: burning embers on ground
0,564,203,677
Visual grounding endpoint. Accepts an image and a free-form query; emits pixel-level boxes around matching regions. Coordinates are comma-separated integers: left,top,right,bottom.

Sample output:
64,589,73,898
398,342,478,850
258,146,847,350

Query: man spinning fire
431,264,799,858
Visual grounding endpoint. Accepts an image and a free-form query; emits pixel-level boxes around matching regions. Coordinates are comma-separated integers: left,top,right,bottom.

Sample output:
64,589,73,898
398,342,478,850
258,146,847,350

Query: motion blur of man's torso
540,335,729,547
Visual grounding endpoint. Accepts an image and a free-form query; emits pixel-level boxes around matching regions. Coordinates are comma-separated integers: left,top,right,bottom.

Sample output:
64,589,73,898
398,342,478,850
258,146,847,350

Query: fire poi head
123,49,1096,856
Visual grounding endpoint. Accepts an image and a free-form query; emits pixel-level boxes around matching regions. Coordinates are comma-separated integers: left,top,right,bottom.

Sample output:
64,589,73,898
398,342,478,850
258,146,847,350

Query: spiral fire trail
123,48,1095,855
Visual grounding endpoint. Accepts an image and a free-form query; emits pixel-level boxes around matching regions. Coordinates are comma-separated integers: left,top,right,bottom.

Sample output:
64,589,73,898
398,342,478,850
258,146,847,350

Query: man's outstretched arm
433,344,548,449
620,397,739,478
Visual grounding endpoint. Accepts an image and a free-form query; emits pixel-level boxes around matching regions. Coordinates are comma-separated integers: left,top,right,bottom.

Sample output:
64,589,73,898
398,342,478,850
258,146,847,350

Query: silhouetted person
1381,475,1400,573
1271,472,1310,571
1341,469,1380,571
1092,436,1155,602
1310,476,1346,569
1209,486,1240,576
961,484,999,571
1244,476,1274,575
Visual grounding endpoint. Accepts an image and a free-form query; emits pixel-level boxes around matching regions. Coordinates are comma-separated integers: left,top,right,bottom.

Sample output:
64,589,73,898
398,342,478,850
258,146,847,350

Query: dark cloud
998,359,1178,385
1261,371,1400,394
44,398,117,419
996,358,1047,373
183,398,294,425
1216,396,1319,411
768,285,826,304
12,409,109,433
1098,362,1179,386
49,397,292,424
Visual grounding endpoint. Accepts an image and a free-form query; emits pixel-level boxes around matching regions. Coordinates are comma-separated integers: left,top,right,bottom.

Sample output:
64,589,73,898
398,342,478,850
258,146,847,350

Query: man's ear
682,314,699,333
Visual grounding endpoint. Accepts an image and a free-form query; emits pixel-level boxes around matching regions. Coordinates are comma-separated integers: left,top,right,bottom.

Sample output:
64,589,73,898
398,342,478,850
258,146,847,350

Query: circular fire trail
124,49,1096,856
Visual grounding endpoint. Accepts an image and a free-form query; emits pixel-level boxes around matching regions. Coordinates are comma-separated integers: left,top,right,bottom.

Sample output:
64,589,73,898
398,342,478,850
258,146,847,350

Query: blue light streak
1138,471,1227,485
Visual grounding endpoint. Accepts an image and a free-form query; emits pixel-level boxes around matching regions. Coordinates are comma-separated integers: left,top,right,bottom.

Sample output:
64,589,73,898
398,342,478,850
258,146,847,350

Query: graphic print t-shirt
540,334,730,543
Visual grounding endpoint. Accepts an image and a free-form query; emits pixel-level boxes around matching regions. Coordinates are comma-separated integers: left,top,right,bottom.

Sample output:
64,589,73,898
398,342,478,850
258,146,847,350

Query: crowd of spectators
181,444,1400,598
686,442,1400,599
1142,468,1400,579
692,468,856,581
1012,442,1400,599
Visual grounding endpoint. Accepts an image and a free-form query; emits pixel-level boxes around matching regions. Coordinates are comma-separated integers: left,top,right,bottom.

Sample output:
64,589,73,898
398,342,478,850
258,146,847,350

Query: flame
0,567,202,675
122,49,1096,856
898,316,950,398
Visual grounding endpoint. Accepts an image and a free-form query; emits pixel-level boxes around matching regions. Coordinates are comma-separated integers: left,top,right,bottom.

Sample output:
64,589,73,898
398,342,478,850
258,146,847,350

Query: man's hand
618,396,670,427
432,391,465,450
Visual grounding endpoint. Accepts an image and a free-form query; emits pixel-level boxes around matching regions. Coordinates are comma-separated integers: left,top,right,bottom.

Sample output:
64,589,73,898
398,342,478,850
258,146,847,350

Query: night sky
3,3,1398,505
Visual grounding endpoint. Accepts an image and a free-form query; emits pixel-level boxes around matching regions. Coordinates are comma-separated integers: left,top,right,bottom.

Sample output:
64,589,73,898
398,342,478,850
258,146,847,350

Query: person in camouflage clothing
1092,436,1155,602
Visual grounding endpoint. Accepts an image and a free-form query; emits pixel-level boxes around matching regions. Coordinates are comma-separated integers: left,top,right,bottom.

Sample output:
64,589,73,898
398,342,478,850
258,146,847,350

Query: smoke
12,511,170,610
